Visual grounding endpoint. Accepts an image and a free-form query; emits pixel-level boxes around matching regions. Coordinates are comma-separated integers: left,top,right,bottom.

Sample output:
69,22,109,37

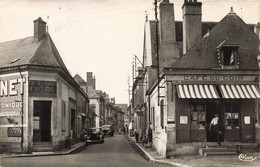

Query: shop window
224,103,239,130
191,104,206,130
61,101,66,132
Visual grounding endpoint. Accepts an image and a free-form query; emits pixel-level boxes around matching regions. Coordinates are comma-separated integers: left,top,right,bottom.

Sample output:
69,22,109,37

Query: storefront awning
176,85,219,99
219,85,260,98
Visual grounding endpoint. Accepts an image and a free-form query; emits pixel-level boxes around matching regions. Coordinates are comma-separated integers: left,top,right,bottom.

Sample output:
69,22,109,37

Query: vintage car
101,125,114,137
84,127,104,144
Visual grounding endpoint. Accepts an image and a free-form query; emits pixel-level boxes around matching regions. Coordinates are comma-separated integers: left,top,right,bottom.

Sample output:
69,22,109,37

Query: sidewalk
1,142,86,158
126,136,260,167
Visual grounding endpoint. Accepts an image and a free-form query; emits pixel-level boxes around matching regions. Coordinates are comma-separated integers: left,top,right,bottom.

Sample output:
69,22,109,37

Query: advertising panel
0,73,26,127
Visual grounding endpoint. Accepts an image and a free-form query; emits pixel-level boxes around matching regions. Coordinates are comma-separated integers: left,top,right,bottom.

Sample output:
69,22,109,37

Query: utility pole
154,0,160,105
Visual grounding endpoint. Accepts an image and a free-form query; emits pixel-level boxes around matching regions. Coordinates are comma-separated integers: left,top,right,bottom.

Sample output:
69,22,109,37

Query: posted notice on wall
244,116,250,124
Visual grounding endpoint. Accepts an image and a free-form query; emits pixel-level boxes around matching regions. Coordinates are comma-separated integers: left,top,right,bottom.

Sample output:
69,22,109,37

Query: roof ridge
0,36,34,44
47,34,70,73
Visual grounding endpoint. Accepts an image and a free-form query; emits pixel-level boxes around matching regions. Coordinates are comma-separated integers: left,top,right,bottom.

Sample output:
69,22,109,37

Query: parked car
101,125,114,136
84,127,104,144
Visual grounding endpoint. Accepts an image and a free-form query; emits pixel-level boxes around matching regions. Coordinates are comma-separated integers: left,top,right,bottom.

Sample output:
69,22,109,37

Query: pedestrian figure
134,129,139,143
209,113,221,145
119,127,121,134
123,126,126,135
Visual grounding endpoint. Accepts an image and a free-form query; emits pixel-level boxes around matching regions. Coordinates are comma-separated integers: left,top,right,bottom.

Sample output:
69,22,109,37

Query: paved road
1,135,168,167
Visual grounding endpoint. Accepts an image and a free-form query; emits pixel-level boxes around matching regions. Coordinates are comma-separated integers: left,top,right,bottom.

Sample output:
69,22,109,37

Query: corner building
0,18,89,153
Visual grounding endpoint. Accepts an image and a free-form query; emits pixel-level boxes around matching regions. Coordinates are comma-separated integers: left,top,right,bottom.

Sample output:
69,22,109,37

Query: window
222,47,238,66
160,100,164,129
152,107,155,130
224,102,239,130
217,41,239,69
61,101,66,132
191,104,206,130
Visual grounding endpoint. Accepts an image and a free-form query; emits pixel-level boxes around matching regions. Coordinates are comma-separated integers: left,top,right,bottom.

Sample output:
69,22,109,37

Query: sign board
167,124,175,132
29,80,57,97
166,75,257,83
8,127,22,137
167,116,175,123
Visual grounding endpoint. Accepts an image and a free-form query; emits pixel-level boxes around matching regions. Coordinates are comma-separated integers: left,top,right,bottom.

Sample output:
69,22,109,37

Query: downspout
17,66,24,153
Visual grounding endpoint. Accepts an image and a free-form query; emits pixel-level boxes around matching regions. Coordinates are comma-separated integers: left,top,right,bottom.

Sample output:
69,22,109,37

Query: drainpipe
17,66,24,153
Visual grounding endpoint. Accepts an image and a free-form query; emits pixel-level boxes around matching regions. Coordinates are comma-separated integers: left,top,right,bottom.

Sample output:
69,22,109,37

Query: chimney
182,0,202,54
87,72,96,90
33,17,47,41
159,0,180,67
255,23,260,52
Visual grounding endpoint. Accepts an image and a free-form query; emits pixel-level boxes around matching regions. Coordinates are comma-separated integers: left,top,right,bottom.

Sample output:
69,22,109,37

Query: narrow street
1,135,168,167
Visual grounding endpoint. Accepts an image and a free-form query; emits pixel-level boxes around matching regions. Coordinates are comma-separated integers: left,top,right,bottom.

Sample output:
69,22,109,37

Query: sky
0,0,259,104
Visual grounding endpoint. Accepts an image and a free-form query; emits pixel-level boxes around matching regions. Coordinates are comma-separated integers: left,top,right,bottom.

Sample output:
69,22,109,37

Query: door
176,99,190,142
71,109,76,138
33,101,52,142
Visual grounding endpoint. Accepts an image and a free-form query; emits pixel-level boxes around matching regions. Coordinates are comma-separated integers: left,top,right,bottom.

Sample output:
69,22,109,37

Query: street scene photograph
0,0,260,166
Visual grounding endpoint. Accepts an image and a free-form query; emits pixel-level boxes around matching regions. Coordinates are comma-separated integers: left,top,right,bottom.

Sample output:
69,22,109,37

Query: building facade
137,0,260,157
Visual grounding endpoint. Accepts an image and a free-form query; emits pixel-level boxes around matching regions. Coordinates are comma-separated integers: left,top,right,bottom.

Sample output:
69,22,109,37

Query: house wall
89,99,100,127
149,79,167,157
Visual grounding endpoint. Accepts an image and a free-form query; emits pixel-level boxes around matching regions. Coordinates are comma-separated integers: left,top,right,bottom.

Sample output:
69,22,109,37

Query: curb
125,136,190,167
2,143,87,158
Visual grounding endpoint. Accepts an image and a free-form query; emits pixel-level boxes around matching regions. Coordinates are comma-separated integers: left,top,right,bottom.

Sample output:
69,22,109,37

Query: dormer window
217,40,239,69
222,46,238,66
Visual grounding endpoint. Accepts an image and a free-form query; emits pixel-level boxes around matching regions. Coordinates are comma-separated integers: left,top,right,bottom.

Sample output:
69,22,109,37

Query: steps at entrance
199,146,237,156
33,142,53,152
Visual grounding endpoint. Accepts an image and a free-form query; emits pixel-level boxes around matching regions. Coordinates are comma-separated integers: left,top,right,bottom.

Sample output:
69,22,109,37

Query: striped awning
176,85,220,99
219,85,260,98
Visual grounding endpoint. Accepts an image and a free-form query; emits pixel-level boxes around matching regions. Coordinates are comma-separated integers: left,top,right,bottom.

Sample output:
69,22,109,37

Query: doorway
33,101,52,142
71,109,76,138
206,101,224,142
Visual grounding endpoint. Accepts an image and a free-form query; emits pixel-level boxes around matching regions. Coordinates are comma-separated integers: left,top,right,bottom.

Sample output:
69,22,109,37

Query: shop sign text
183,75,243,81
29,80,57,97
0,78,26,97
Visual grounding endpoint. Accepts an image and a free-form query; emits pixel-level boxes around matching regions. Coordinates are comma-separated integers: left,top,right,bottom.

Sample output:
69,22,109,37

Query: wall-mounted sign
29,80,57,97
180,116,188,124
8,127,22,137
167,75,257,83
167,116,175,122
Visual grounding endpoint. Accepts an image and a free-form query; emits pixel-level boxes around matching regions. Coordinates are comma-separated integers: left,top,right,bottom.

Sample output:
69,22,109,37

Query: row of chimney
159,0,202,62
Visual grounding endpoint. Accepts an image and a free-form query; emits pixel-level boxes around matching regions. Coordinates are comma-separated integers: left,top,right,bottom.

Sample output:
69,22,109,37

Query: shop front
163,71,260,155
